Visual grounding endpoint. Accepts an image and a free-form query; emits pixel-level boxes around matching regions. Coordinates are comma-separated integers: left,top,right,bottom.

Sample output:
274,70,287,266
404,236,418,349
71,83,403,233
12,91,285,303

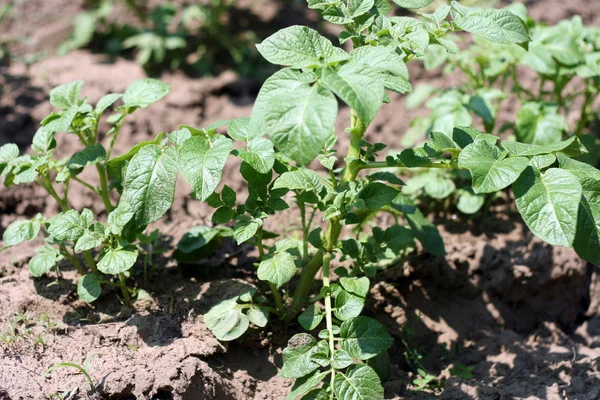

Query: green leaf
458,140,529,194
205,299,250,341
67,143,106,175
233,215,263,244
502,137,587,158
265,83,337,166
178,135,232,202
256,25,349,68
391,0,434,9
333,364,384,400
107,201,135,235
121,145,178,227
424,175,456,199
529,154,556,169
258,251,297,287
367,172,405,186
122,79,170,109
50,80,83,109
456,189,485,214
47,210,86,241
236,138,275,174
339,276,370,298
227,117,252,141
428,131,457,153
299,304,324,331
513,167,582,247
29,246,63,277
348,0,374,18
557,153,600,180
74,229,104,252
287,370,329,400
212,207,236,224
357,182,399,210
516,103,567,145
273,169,324,193
301,389,329,400
452,126,497,149
574,178,600,266
332,349,354,369
177,225,231,253
221,185,237,207
32,128,56,154
2,218,41,246
451,1,530,47
106,132,164,181
77,273,103,302
97,248,138,274
321,61,383,125
280,333,321,378
334,290,365,320
247,305,269,328
340,316,393,360
95,93,123,115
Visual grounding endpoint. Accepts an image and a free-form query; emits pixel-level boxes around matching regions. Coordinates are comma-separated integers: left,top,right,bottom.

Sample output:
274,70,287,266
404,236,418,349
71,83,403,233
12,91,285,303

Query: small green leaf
367,172,405,186
74,230,104,252
348,0,374,18
557,153,600,180
2,218,41,246
29,246,63,277
236,138,275,174
357,182,399,210
47,210,86,241
513,167,582,247
256,25,349,68
122,145,178,227
458,140,528,194
333,364,384,400
321,61,383,125
227,117,252,141
574,178,600,266
452,126,497,149
286,370,329,400
122,79,170,109
247,305,269,328
178,135,233,202
220,187,236,207
391,0,434,9
107,201,135,235
273,169,324,193
298,304,324,331
331,349,354,369
280,333,321,378
516,103,567,145
212,207,236,224
339,276,370,298
67,144,106,175
205,299,250,341
50,80,83,109
340,316,393,360
334,290,365,320
258,251,297,287
77,274,103,302
456,189,485,215
233,215,263,244
529,154,556,169
106,132,164,181
95,93,123,115
97,248,138,274
32,128,56,154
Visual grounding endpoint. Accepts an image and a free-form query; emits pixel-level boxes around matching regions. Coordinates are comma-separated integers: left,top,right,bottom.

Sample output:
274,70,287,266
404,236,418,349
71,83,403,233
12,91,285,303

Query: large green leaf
178,135,232,202
335,290,365,320
122,79,170,109
47,210,86,241
556,153,600,180
502,136,587,158
68,143,106,175
50,80,83,109
280,333,322,378
286,370,328,400
357,182,399,210
121,145,178,227
516,103,567,145
333,364,384,400
258,251,297,287
340,316,393,360
77,273,103,302
321,61,383,125
573,178,600,266
513,167,582,247
256,25,349,68
451,1,530,47
458,140,528,194
97,247,138,274
265,83,337,166
29,246,64,277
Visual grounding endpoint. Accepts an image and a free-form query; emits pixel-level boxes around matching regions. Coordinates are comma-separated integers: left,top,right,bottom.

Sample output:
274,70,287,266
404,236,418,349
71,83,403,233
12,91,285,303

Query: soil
1,0,600,399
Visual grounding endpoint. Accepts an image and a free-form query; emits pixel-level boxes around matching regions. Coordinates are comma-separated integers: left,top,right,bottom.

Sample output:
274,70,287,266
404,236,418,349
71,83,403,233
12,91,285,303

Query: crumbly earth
1,0,600,399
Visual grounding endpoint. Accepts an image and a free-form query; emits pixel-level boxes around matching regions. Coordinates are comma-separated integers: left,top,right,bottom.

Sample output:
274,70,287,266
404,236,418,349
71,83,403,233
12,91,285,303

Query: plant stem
257,228,285,316
82,251,98,274
322,251,336,399
106,111,127,160
39,174,68,212
72,176,99,194
342,109,367,181
95,165,113,212
575,82,594,137
356,160,462,172
298,197,309,261
118,273,133,308
288,250,324,319
59,244,85,275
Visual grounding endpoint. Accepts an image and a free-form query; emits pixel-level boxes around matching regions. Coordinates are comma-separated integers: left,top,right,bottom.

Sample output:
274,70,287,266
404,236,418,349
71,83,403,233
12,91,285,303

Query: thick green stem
39,175,68,212
356,160,462,172
322,251,336,398
106,111,127,160
287,250,324,319
298,198,309,261
118,273,133,308
59,244,85,275
82,251,98,274
575,83,595,137
343,110,367,181
95,165,114,212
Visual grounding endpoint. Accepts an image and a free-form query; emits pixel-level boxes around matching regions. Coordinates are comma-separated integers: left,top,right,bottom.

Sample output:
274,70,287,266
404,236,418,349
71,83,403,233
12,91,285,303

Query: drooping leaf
516,103,567,145
29,246,64,277
121,145,178,227
205,299,250,341
256,25,349,68
557,153,600,180
458,140,528,194
452,126,497,149
247,305,269,328
513,167,582,247
574,178,600,266
502,136,587,158
321,61,383,125
286,370,329,400
258,251,297,287
298,304,324,331
97,247,138,274
333,364,384,400
122,79,170,109
77,273,103,302
178,135,232,202
456,189,485,214
340,316,393,360
95,93,123,115
67,143,106,175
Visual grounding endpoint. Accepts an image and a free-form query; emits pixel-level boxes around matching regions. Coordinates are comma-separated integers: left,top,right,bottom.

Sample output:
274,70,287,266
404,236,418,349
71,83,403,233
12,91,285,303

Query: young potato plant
0,78,172,307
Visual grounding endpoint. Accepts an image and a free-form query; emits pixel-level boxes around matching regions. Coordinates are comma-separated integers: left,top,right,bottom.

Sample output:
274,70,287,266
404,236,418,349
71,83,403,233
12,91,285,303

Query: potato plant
1,0,600,399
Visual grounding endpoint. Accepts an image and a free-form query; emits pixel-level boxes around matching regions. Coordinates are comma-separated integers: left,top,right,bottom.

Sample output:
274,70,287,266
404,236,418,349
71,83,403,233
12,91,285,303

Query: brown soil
1,0,600,399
